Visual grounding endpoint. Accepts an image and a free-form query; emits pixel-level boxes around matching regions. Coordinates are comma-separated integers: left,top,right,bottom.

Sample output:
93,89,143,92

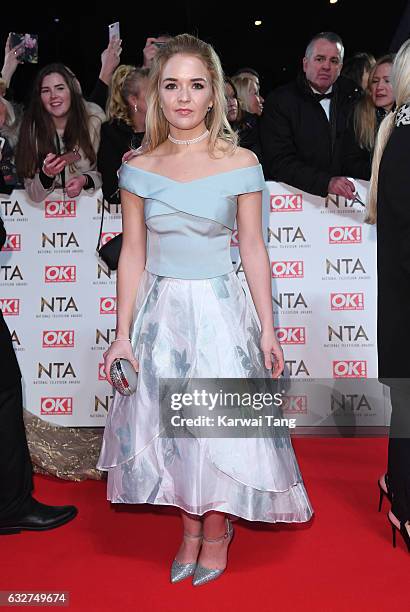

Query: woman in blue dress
98,33,313,586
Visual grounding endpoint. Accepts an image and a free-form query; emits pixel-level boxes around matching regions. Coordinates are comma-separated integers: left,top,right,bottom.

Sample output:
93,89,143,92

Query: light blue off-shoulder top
118,162,265,279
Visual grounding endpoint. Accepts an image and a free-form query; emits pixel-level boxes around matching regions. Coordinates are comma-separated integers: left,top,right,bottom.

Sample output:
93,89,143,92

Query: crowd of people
1,29,409,585
0,31,398,201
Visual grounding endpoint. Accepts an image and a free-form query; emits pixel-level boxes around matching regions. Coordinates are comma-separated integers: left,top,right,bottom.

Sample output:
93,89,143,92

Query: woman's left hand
65,175,87,198
260,329,284,378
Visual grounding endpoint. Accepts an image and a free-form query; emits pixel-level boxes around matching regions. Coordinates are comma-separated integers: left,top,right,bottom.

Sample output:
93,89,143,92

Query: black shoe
378,473,392,512
0,498,78,535
388,510,410,553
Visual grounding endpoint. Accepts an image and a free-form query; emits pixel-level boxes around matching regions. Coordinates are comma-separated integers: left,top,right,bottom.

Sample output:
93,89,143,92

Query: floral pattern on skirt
97,270,313,523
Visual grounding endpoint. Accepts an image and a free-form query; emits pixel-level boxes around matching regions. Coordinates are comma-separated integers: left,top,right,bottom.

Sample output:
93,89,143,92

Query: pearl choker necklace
168,130,209,145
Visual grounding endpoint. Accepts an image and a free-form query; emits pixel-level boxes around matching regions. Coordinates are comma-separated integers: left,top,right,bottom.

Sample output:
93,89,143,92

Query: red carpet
1,438,408,611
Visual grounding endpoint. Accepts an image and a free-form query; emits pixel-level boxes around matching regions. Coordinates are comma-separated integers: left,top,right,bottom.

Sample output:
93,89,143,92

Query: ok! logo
328,226,362,244
42,330,75,348
274,327,306,345
44,266,76,283
271,261,304,278
100,297,117,315
44,200,76,218
0,298,20,315
333,360,367,378
40,397,73,415
1,234,21,251
270,194,303,212
330,292,364,311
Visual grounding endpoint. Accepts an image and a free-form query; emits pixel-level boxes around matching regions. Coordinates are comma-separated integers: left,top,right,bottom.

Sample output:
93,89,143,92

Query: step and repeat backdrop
0,182,389,427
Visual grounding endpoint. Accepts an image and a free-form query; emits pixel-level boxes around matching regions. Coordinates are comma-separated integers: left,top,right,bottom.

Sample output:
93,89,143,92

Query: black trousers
388,385,410,523
0,382,33,520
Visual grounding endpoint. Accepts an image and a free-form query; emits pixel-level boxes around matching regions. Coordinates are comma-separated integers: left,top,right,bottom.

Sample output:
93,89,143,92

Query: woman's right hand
103,339,139,386
42,153,67,178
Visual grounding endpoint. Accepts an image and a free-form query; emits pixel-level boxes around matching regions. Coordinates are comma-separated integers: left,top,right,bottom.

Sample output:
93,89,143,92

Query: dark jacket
88,79,109,113
231,111,262,161
341,115,371,180
342,107,390,181
376,105,410,382
260,73,361,196
97,119,144,204
0,218,21,391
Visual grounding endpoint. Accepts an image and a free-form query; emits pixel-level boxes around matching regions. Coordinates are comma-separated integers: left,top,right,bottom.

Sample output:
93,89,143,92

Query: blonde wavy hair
142,33,237,155
367,40,410,224
0,97,19,148
231,76,256,113
106,65,149,126
353,55,394,152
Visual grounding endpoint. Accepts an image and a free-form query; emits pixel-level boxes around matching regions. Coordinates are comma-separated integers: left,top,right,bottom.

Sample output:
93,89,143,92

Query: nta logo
38,362,76,379
268,226,306,244
42,232,79,248
328,325,369,342
326,258,366,275
41,296,78,313
273,292,308,310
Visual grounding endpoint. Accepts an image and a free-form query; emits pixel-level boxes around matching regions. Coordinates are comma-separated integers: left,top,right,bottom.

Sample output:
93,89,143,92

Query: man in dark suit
260,32,361,198
0,217,77,534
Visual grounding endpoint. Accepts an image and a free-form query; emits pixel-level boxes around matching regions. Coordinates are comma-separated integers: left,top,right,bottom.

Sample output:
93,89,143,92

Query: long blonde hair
354,55,394,152
231,76,256,113
106,65,149,126
367,40,410,224
142,33,237,155
0,97,19,148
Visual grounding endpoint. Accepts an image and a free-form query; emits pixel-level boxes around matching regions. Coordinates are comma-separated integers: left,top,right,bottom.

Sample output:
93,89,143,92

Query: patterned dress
97,162,313,523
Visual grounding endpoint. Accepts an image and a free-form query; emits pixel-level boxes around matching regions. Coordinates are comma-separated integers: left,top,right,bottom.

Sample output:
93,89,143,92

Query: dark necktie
313,91,334,102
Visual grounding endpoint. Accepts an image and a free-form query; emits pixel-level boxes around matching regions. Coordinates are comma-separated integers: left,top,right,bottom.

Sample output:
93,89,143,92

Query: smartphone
108,22,120,41
10,32,38,63
59,149,81,165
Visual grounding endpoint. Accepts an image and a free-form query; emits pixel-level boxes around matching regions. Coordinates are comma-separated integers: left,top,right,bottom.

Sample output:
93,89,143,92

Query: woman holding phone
16,63,105,202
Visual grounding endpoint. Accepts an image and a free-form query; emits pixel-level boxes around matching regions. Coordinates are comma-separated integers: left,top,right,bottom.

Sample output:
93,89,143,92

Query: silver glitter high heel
170,531,203,584
192,518,234,587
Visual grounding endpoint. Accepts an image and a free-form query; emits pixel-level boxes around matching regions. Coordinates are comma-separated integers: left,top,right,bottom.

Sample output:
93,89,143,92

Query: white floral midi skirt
97,270,313,523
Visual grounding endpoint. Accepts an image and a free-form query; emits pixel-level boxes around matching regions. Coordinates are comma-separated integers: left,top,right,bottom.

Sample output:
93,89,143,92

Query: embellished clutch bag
109,358,138,396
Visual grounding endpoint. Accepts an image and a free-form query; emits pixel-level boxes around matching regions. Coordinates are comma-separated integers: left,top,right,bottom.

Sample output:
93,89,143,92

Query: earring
207,106,213,112
134,104,138,113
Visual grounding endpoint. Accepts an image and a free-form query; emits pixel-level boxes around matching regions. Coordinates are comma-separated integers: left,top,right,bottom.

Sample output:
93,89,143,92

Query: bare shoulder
232,146,260,168
126,151,157,172
214,140,260,171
